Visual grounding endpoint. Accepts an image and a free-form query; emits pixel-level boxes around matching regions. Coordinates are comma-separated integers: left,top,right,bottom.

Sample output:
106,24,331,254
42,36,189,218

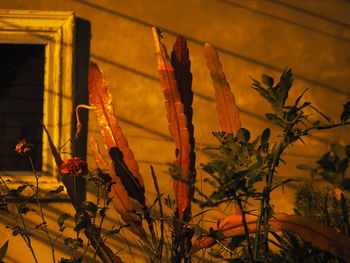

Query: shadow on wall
75,0,350,97
0,4,343,154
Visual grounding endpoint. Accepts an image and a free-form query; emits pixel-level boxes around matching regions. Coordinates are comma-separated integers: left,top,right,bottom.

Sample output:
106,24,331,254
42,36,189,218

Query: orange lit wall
0,1,350,262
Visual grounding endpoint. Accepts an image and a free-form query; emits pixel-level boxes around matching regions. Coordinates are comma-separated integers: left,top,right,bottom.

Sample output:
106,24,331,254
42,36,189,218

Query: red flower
15,139,34,156
59,157,88,176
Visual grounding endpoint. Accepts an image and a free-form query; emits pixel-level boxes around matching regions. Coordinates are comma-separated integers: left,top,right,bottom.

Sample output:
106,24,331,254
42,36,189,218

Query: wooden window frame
0,10,76,195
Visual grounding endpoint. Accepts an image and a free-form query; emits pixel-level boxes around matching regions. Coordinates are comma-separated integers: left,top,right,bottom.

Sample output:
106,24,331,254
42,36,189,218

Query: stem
143,206,157,248
90,210,107,263
235,194,254,263
254,116,300,259
151,166,164,263
82,176,103,261
75,104,94,139
29,156,56,263
0,173,38,263
301,121,350,135
82,176,101,259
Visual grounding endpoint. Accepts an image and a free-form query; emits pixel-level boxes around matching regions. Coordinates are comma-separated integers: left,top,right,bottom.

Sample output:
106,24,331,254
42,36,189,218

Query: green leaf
309,105,333,123
298,101,311,110
35,222,47,230
46,185,64,196
75,238,84,248
341,178,350,192
296,164,314,170
16,184,31,194
0,240,9,262
286,107,298,122
64,237,73,246
59,226,66,233
236,128,250,143
83,201,98,214
294,88,308,106
265,113,287,127
73,211,90,232
19,207,30,214
331,143,347,160
253,86,274,103
313,120,321,126
57,213,71,228
276,68,293,107
340,101,350,123
261,128,270,144
212,131,226,143
262,74,274,88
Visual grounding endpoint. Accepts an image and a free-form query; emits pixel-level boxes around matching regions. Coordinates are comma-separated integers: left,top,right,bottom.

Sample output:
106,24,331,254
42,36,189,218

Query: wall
0,0,350,262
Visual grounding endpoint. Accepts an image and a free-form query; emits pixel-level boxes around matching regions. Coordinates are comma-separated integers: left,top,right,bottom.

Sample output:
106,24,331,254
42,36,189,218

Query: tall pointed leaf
171,35,196,204
204,44,241,135
88,61,145,205
88,139,146,238
152,27,192,221
108,167,147,238
88,62,147,238
170,35,196,260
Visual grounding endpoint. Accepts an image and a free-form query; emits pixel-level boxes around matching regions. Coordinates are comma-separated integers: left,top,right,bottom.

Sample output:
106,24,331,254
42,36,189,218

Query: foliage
0,29,350,263
199,129,266,208
296,142,350,235
195,67,350,262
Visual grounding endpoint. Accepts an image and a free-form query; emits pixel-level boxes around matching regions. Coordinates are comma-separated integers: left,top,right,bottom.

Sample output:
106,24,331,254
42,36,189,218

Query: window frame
0,10,76,194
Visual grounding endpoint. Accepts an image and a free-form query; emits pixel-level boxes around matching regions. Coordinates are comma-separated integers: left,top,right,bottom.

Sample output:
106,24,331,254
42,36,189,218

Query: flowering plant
1,28,350,263
59,157,88,177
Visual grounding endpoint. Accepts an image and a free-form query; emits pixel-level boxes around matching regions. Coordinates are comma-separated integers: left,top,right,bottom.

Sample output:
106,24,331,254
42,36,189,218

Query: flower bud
59,157,88,176
15,139,33,156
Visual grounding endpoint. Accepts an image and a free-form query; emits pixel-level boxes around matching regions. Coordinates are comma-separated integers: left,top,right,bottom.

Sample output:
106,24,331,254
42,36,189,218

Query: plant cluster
1,27,350,263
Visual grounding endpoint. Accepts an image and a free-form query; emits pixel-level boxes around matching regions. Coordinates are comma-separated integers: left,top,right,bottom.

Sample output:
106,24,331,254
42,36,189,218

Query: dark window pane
0,44,45,171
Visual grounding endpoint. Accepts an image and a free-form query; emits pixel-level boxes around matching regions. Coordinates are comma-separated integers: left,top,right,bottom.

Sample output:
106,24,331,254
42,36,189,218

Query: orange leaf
88,61,145,203
171,36,196,212
190,213,350,262
88,61,147,238
108,168,147,238
88,137,110,170
152,28,192,220
271,213,350,262
204,44,241,135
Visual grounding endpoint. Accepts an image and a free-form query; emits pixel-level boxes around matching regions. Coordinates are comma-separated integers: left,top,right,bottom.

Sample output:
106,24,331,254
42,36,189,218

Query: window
0,10,84,196
0,44,44,172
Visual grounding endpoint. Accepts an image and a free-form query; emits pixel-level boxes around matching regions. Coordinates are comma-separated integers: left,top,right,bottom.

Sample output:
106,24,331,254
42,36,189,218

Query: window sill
1,172,70,202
